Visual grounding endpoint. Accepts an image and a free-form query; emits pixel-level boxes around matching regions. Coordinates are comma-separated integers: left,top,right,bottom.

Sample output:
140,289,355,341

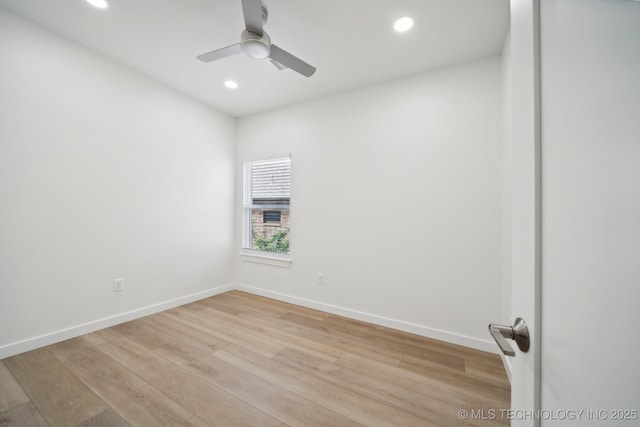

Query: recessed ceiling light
393,16,414,33
224,80,239,90
86,0,109,9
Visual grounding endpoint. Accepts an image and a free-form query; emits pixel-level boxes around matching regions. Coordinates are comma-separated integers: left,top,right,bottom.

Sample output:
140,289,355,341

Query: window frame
241,156,292,266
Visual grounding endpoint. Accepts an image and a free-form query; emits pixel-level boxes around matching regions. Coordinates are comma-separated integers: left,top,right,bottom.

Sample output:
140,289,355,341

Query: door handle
488,317,530,356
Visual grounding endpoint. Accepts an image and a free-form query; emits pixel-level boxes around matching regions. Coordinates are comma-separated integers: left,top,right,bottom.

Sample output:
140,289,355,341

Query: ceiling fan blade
268,58,287,71
269,45,316,77
196,43,242,63
242,0,264,35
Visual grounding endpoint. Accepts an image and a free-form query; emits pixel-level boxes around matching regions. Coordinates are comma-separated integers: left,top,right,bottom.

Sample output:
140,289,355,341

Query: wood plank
465,359,510,387
80,327,125,347
51,339,192,426
237,310,403,367
307,309,503,369
212,293,291,318
214,345,435,427
0,402,49,427
93,327,126,343
162,307,285,358
320,313,471,370
336,351,509,419
97,337,282,427
138,313,226,355
155,339,363,427
110,318,174,350
0,360,29,413
80,332,108,346
180,300,210,312
269,311,405,366
230,289,501,376
274,347,475,426
75,408,132,427
281,311,492,374
4,347,108,427
200,306,343,362
227,290,330,320
342,317,503,368
399,354,510,403
194,297,243,315
181,415,215,427
0,291,509,427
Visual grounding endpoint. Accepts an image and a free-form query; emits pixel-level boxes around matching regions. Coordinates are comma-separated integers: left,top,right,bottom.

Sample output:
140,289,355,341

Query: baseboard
0,284,234,359
1,282,500,359
234,283,499,354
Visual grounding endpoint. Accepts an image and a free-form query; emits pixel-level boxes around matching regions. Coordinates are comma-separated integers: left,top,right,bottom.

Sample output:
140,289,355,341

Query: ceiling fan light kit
196,0,316,77
241,30,271,59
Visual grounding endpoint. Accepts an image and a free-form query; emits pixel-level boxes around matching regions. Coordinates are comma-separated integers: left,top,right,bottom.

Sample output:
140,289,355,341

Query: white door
508,0,541,424
506,0,640,426
539,0,640,423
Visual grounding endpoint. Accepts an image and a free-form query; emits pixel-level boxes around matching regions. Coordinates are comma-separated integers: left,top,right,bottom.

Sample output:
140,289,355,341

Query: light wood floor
0,291,510,426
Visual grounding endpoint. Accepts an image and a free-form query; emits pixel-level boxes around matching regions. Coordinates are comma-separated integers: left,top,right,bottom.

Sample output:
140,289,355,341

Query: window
243,157,290,255
263,211,281,224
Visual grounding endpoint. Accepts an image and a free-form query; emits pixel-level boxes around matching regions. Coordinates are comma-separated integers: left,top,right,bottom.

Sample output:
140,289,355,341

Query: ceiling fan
196,0,316,78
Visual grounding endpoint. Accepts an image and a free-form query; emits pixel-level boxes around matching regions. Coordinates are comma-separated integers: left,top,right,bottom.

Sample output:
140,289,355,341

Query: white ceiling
0,0,509,117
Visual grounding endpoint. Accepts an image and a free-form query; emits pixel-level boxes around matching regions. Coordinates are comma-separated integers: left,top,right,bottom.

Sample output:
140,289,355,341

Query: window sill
240,252,292,268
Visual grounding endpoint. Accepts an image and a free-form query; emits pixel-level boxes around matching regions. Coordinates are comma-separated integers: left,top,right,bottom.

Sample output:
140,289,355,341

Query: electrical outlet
317,273,324,285
113,278,123,292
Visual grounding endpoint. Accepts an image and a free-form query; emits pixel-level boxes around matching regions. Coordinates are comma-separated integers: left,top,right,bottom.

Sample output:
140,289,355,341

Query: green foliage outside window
253,228,289,254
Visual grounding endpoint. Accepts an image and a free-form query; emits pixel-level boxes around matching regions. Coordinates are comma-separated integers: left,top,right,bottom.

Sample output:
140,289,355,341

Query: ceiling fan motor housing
241,29,271,59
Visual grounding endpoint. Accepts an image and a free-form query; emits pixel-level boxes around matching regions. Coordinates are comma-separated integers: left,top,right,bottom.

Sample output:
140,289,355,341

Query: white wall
0,9,236,357
0,8,507,357
235,57,504,351
540,0,640,421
